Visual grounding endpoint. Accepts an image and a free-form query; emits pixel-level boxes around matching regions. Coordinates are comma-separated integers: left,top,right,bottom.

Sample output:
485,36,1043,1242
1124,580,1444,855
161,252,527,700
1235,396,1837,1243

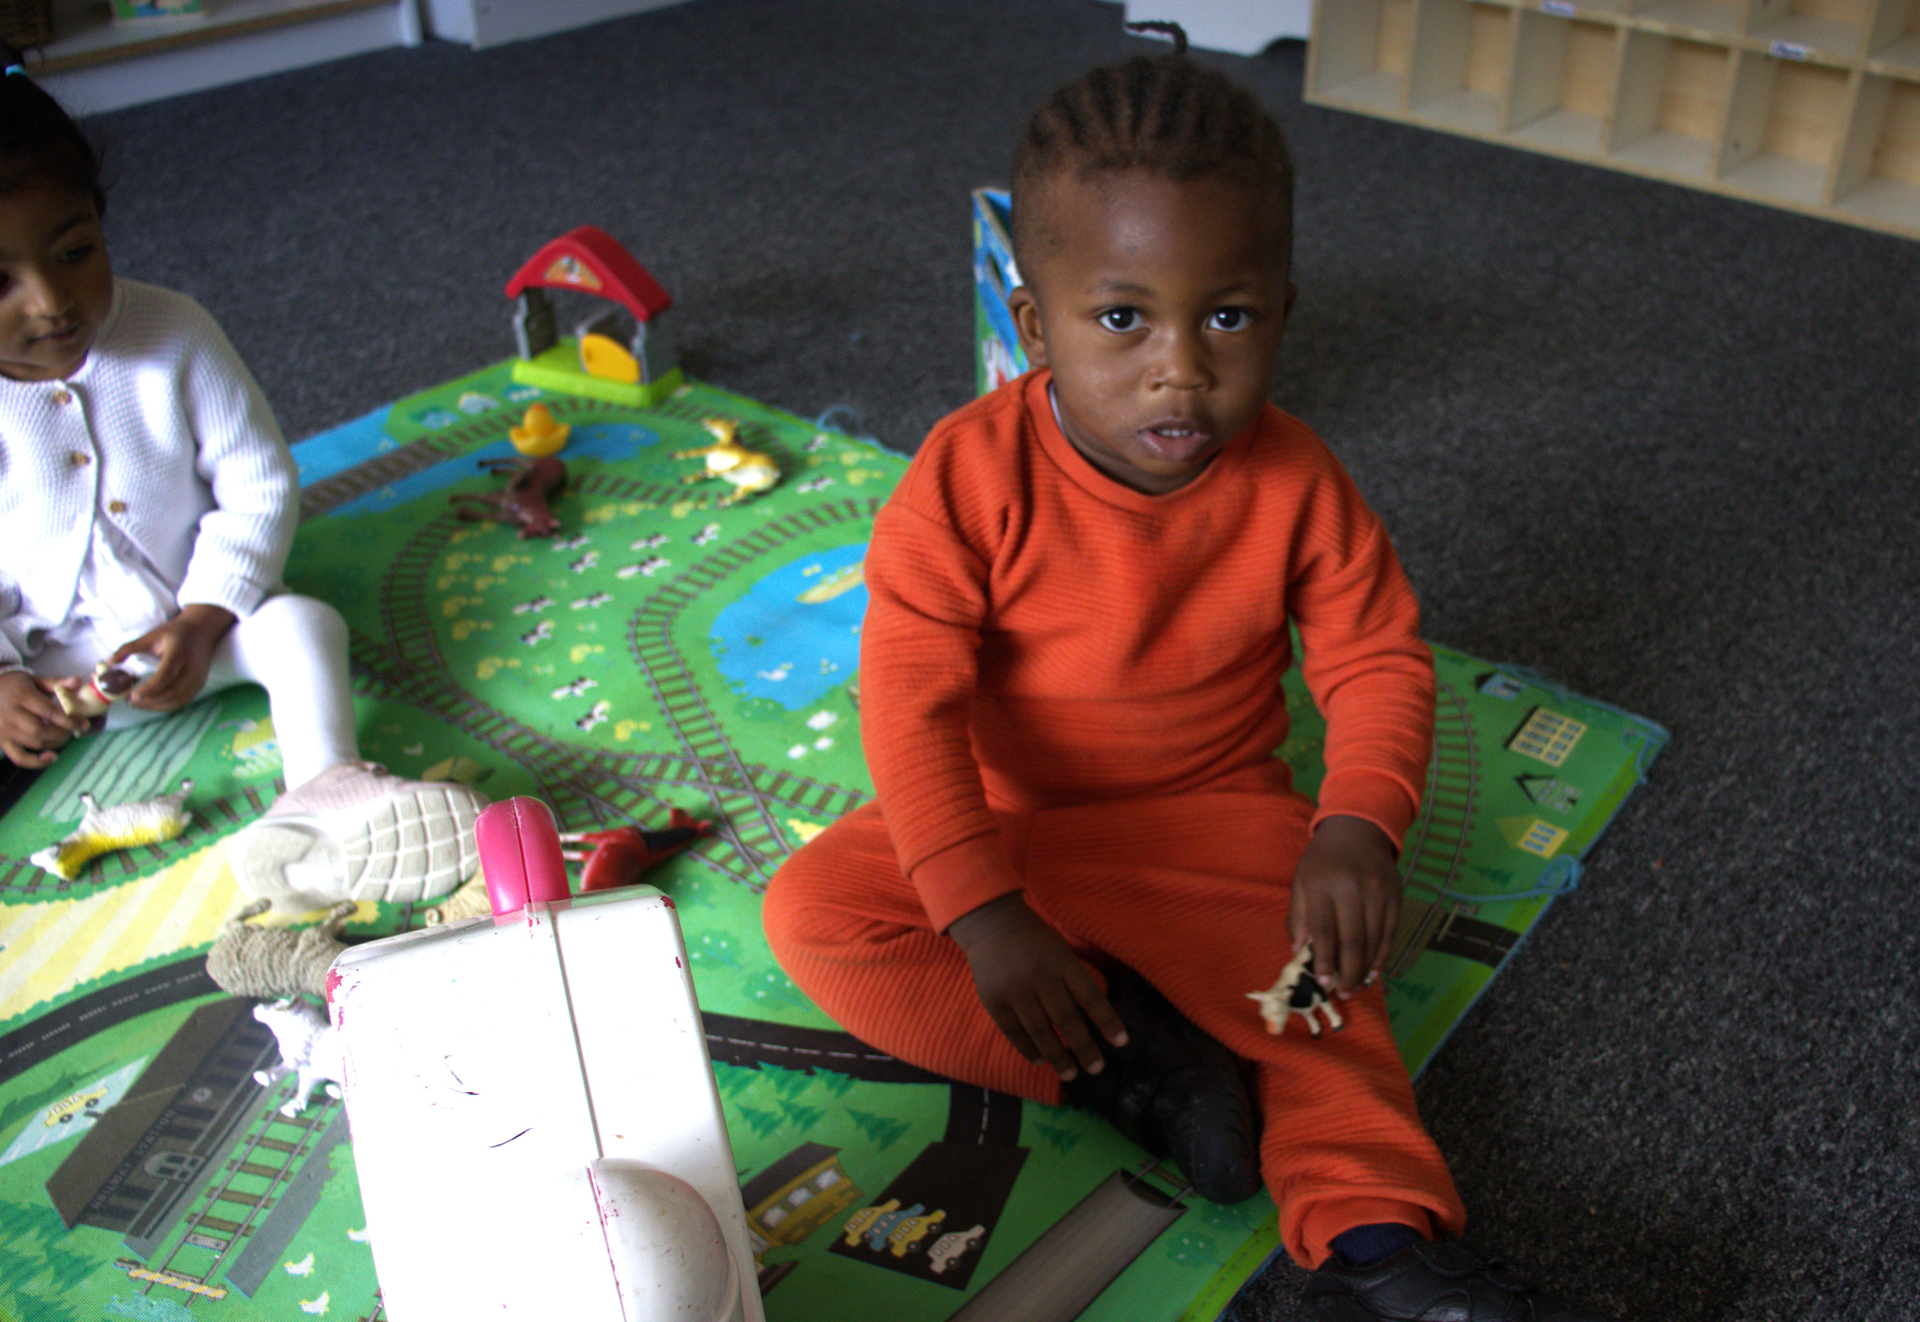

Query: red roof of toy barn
505,226,673,322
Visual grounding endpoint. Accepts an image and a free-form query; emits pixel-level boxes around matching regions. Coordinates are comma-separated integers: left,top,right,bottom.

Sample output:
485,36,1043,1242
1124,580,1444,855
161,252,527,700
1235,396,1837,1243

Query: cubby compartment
1745,0,1872,58
1305,0,1920,238
1869,0,1920,77
1609,31,1733,181
1830,73,1920,225
1306,0,1418,117
1629,0,1747,41
1717,49,1853,204
1406,0,1517,136
1506,12,1622,156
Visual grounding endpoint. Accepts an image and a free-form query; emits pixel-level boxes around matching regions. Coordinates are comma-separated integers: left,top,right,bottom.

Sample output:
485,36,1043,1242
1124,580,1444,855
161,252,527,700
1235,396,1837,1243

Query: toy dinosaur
422,807,713,925
560,807,713,891
449,455,567,538
1247,937,1344,1038
672,417,779,506
31,779,193,881
206,898,357,1000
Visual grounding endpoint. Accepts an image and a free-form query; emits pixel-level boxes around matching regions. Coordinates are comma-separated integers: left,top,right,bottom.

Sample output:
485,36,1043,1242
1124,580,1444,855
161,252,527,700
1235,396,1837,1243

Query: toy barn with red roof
506,225,683,407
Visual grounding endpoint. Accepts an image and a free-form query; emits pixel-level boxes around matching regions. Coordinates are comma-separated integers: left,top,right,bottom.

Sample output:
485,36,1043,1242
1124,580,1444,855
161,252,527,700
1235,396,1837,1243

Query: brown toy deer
449,456,567,538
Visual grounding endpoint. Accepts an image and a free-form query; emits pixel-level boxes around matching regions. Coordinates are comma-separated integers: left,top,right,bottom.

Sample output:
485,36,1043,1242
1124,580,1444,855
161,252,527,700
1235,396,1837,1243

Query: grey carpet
79,1,1920,1317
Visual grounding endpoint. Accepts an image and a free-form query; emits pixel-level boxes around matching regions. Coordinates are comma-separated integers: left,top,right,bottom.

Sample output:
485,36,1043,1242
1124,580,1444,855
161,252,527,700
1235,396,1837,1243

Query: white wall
1123,0,1310,56
420,0,692,49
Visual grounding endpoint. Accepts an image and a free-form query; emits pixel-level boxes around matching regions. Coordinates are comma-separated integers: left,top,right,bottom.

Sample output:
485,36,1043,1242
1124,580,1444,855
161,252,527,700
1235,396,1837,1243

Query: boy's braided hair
1,42,107,215
1010,21,1293,272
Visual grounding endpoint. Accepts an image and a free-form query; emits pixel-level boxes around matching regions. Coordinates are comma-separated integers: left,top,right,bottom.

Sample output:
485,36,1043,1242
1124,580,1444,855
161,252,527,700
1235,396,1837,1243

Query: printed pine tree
1030,1118,1083,1155
780,1103,826,1133
735,1104,787,1139
844,1108,912,1152
0,1197,95,1322
814,1069,857,1098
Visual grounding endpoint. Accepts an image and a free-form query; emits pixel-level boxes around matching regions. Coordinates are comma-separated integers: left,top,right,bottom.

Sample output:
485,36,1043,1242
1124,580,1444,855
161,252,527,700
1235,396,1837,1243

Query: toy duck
508,402,570,456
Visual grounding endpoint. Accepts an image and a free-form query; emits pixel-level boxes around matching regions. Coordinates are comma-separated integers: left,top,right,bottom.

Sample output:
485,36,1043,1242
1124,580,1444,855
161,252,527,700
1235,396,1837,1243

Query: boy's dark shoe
1302,1238,1624,1321
1064,967,1261,1203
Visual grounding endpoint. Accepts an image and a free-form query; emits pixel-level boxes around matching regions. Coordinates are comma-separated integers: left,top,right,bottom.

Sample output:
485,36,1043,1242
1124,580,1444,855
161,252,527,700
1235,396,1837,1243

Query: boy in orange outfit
764,28,1620,1321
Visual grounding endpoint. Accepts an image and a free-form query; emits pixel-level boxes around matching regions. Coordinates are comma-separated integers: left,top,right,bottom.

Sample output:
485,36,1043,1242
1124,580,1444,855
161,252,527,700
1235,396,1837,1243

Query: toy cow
450,455,567,538
1247,937,1345,1038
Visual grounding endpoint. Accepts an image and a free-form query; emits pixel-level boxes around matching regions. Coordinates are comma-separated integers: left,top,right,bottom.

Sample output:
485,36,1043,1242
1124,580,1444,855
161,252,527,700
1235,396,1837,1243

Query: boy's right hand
947,892,1129,1081
0,671,84,768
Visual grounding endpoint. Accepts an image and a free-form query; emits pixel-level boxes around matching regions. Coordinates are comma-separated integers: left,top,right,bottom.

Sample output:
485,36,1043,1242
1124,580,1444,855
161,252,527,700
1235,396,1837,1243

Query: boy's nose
1153,331,1212,391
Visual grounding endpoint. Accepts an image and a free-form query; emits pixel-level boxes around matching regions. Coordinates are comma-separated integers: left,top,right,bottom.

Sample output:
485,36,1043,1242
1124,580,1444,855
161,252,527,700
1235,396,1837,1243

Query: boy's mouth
1139,422,1214,463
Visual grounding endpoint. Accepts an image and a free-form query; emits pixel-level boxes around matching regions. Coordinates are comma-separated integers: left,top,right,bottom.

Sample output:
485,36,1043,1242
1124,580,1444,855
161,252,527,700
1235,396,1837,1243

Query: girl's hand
947,891,1129,1081
117,605,236,713
1287,815,1403,999
0,670,84,767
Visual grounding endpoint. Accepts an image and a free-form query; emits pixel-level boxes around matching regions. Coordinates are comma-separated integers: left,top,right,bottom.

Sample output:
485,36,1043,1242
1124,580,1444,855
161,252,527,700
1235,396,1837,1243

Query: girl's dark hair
1010,21,1292,270
1,44,107,215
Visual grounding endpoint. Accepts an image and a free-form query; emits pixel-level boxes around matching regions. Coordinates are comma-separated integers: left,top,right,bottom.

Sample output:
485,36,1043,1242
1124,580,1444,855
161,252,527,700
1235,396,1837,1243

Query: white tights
76,594,360,789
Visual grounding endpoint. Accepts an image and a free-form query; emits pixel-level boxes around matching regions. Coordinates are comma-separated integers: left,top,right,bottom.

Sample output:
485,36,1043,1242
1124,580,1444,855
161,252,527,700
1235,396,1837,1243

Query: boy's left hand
116,605,236,713
1287,815,1402,999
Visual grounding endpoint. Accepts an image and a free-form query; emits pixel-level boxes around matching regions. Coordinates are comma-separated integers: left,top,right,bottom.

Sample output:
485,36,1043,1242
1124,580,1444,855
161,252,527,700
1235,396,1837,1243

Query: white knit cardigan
0,279,298,670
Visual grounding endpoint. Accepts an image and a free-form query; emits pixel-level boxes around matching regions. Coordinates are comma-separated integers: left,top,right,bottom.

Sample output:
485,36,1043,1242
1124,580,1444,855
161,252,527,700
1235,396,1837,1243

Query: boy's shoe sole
1066,966,1262,1203
1302,1238,1624,1322
231,763,487,911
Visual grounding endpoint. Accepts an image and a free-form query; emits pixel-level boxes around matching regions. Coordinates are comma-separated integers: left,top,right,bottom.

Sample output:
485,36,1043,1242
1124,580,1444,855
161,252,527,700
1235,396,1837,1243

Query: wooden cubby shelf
1306,0,1920,240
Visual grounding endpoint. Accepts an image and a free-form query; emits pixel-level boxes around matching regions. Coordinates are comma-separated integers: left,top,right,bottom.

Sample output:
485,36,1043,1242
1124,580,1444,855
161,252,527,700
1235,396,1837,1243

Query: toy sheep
252,997,344,1117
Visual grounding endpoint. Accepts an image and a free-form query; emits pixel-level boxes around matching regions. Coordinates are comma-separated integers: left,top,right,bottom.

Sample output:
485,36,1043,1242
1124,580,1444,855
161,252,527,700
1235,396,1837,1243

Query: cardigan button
69,452,91,467
108,500,127,514
52,390,72,406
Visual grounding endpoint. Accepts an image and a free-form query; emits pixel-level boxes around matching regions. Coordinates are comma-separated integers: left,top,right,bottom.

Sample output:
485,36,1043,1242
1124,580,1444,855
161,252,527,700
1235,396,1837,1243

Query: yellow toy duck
509,402,571,456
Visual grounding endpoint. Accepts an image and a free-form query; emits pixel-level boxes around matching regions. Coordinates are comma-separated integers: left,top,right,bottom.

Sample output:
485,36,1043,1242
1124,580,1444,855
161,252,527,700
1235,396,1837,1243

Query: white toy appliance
327,796,764,1321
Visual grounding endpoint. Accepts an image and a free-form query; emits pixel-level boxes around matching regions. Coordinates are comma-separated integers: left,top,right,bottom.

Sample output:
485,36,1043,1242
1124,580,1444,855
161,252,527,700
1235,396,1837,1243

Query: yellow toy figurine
672,417,779,506
32,779,194,881
508,402,570,456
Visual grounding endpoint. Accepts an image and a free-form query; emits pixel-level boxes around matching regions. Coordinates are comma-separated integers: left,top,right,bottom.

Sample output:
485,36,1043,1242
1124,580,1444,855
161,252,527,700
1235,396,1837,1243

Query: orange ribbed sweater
862,370,1436,932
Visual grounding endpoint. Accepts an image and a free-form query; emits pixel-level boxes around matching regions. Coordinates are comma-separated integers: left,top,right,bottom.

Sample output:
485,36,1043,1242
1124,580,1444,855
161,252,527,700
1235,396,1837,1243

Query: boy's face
0,180,113,383
1009,169,1295,495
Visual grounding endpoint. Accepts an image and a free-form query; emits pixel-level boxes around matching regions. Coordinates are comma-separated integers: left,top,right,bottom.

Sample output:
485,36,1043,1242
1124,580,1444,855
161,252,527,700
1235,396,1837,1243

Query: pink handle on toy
477,797,573,917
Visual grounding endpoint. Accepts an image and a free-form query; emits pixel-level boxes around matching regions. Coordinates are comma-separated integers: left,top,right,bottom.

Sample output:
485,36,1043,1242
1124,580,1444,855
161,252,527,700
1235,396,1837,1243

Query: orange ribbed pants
762,772,1468,1270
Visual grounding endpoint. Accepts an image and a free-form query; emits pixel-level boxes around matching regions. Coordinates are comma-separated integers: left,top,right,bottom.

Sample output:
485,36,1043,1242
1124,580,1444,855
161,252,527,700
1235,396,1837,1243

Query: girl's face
0,180,113,382
1008,169,1295,495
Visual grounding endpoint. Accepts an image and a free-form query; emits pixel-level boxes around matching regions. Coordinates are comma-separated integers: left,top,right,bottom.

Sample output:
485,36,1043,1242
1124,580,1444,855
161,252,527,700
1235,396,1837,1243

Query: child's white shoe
231,762,487,911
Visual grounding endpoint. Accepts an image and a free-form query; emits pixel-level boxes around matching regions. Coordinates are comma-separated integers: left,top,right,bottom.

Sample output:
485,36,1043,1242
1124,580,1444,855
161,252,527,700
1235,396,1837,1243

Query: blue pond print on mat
712,544,868,710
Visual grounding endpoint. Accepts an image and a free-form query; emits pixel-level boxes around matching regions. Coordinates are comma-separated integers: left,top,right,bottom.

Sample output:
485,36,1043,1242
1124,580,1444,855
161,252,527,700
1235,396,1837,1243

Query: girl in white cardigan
0,51,483,910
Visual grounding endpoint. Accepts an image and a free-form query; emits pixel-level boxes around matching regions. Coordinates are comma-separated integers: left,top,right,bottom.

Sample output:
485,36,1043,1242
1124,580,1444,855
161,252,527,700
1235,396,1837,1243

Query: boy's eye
1209,308,1253,332
58,244,98,265
1098,308,1141,333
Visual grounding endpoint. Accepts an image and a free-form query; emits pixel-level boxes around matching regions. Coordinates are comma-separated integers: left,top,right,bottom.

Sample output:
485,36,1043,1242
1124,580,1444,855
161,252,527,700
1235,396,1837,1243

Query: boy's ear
1008,286,1049,368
